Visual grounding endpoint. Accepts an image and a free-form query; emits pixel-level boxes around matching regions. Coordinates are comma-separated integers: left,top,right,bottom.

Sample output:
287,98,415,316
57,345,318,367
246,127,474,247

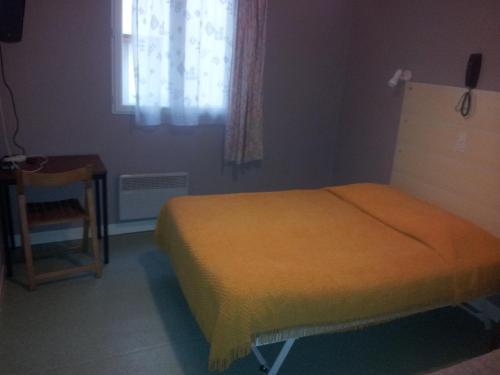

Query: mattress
155,183,500,371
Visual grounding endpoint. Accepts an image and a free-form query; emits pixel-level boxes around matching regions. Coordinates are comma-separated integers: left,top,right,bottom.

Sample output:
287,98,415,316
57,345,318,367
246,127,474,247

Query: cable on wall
0,43,26,155
456,88,472,117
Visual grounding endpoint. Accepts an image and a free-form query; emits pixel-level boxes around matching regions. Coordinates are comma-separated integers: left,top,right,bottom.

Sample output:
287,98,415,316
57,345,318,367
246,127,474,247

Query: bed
155,82,500,374
155,183,500,373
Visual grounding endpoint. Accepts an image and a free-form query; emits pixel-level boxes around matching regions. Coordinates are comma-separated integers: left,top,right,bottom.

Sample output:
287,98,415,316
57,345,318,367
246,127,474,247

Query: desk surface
0,155,107,184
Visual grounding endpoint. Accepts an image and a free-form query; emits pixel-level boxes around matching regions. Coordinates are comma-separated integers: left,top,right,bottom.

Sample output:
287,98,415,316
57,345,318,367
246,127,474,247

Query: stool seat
27,199,87,226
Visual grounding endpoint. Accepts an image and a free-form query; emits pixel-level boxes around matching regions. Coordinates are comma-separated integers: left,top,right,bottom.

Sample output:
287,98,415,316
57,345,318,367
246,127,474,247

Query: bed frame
249,82,500,374
249,298,500,374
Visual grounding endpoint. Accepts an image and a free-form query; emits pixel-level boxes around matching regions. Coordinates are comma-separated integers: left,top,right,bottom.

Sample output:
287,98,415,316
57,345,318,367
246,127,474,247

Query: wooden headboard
391,82,500,238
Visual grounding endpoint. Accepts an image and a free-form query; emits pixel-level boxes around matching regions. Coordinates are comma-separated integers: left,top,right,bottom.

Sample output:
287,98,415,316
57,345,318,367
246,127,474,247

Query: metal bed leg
251,344,270,372
462,298,500,351
252,339,296,375
461,298,500,330
462,302,493,329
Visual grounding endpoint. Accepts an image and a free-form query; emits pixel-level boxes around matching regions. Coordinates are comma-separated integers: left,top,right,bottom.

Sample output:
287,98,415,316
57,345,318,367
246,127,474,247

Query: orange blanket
155,183,500,371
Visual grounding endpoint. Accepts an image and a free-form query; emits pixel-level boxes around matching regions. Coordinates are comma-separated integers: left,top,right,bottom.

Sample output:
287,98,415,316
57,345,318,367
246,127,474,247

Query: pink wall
335,0,500,184
0,0,352,224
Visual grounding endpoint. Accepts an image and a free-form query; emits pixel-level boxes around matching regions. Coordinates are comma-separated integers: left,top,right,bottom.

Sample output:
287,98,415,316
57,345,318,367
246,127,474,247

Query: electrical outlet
455,131,467,153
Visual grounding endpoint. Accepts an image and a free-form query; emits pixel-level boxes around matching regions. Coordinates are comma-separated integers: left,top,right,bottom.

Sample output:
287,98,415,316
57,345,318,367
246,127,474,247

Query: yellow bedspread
155,183,500,371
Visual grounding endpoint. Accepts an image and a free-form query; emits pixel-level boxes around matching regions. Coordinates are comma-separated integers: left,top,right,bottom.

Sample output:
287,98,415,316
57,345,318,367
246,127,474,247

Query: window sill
112,104,134,115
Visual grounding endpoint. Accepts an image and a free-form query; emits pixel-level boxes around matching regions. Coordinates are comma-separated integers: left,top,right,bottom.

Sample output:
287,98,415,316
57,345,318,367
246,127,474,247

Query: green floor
0,232,495,375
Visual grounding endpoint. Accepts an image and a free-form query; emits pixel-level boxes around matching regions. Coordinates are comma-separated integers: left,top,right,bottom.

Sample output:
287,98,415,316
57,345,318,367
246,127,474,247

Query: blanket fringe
208,343,252,372
253,304,451,347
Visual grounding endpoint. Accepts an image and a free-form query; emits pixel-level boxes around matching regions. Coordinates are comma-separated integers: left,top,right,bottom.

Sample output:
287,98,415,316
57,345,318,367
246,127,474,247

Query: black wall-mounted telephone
457,53,482,117
465,53,482,89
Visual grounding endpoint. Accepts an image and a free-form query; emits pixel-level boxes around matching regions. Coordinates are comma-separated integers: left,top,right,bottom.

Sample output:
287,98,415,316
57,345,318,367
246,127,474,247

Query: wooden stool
16,166,102,290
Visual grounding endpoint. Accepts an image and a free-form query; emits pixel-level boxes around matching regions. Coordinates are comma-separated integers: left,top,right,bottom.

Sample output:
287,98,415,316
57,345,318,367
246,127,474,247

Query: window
111,0,235,121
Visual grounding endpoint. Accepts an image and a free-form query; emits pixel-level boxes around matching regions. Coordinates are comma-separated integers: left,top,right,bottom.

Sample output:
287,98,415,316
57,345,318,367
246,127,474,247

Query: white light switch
455,131,467,153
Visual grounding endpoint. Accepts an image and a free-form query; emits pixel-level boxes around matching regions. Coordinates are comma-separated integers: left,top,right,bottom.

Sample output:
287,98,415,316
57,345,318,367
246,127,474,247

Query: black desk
0,154,109,277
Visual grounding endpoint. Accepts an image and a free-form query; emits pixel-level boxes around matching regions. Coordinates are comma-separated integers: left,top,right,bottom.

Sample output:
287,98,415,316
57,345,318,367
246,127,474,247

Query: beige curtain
224,0,268,164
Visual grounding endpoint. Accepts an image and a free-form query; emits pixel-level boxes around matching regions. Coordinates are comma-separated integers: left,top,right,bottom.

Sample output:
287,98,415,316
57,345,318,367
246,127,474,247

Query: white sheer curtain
132,0,236,126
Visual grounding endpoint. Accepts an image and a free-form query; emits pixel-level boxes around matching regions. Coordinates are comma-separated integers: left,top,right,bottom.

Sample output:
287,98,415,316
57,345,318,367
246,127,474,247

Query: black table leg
0,185,12,277
102,174,109,264
4,186,16,265
94,178,102,240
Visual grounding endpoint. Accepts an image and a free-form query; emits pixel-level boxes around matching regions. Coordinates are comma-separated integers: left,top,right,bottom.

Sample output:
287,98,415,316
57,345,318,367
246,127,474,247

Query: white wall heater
119,173,189,221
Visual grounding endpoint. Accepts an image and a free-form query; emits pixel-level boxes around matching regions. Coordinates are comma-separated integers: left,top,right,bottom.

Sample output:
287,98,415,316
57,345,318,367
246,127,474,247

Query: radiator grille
121,174,188,191
119,173,189,221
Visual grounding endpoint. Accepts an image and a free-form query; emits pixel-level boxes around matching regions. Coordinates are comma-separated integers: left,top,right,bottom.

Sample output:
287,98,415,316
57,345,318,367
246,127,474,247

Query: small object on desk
2,155,27,163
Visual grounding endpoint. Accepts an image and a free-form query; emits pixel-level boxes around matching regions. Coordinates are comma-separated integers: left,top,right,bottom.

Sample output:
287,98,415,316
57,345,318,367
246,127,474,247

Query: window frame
111,0,234,117
111,0,133,114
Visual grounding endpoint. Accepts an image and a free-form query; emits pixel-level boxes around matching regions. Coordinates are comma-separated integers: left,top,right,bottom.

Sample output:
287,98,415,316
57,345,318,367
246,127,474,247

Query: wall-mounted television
0,0,26,43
